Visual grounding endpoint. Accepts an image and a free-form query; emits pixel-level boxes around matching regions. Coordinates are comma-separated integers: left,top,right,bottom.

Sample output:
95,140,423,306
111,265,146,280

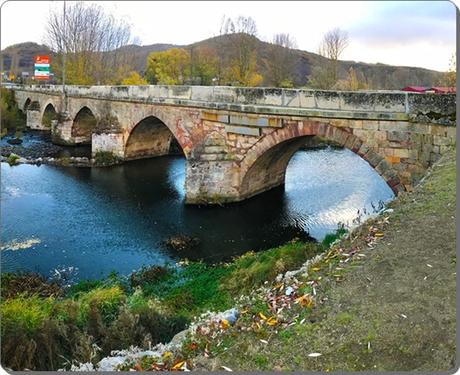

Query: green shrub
130,265,171,288
0,88,26,133
322,225,347,248
77,286,125,324
6,153,20,165
222,240,322,294
1,295,54,334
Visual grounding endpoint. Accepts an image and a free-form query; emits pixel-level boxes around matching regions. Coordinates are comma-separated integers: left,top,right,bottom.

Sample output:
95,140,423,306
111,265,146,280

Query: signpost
34,55,50,81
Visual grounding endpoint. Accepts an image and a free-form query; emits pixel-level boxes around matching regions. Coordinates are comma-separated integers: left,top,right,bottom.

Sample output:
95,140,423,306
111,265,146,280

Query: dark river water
1,147,394,281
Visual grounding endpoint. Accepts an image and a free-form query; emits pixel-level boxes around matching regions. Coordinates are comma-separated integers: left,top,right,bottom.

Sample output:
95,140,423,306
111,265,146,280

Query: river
1,146,394,281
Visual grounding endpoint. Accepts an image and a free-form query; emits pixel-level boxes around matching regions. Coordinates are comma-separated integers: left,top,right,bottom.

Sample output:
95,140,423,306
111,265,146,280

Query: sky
0,0,457,71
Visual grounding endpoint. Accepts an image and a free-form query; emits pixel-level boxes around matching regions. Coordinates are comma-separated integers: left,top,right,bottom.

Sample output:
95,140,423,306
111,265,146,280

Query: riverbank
185,147,456,372
1,237,336,370
1,148,452,371
104,147,455,372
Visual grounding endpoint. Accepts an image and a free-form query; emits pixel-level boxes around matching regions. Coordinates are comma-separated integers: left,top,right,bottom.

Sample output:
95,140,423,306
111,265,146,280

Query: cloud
348,1,456,46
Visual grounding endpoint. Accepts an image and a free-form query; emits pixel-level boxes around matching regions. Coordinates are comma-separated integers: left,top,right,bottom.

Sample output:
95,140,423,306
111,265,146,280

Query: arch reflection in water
1,147,393,280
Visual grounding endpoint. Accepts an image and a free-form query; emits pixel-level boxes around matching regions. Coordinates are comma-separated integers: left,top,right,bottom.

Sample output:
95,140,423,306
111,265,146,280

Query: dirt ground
197,149,456,371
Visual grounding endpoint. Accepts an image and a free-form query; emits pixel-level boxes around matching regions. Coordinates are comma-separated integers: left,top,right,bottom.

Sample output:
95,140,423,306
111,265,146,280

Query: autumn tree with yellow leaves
145,48,191,85
121,71,148,85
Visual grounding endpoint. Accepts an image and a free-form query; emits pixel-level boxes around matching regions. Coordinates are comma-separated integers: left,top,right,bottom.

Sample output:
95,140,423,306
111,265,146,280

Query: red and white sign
34,55,50,80
34,55,50,65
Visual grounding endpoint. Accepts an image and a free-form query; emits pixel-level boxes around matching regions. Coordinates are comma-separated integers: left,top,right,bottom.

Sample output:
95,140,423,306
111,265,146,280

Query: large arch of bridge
238,120,403,198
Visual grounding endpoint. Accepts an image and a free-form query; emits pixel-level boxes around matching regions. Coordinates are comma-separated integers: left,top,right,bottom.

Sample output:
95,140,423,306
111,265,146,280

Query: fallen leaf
260,339,268,344
267,317,278,326
134,363,143,371
171,360,185,370
259,312,268,320
162,351,173,360
375,232,384,237
221,366,233,372
308,353,322,357
220,319,230,329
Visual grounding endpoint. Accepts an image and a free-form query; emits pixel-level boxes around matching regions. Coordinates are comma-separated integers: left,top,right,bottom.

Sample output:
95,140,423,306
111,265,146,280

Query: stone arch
23,98,32,112
239,120,403,199
124,115,185,160
72,106,98,144
41,103,58,128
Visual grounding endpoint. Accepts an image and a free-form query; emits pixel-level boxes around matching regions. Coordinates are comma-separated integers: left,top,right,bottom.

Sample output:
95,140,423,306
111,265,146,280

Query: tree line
44,2,455,90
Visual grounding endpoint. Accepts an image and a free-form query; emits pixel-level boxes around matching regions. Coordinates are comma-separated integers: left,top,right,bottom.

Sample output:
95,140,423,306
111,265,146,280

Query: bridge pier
51,112,75,145
26,108,42,130
185,160,241,204
92,132,125,158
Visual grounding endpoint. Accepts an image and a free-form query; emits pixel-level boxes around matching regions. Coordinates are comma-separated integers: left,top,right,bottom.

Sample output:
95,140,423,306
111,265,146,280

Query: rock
97,356,127,371
164,235,200,251
7,138,22,145
222,307,239,324
70,362,94,371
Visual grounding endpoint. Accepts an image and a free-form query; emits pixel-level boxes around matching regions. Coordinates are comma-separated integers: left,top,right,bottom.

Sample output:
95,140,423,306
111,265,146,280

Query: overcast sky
0,0,456,71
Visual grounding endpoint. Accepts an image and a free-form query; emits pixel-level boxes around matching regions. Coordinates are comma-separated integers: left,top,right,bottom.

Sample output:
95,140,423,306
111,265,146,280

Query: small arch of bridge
239,120,403,199
124,115,185,160
41,102,58,128
72,106,98,144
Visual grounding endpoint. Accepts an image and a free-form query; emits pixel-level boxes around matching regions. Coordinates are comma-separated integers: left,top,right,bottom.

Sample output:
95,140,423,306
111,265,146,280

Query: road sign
34,55,50,80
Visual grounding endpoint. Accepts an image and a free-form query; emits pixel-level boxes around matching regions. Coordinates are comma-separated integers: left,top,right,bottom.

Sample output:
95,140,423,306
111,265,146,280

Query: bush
77,286,125,324
130,265,170,288
6,153,20,165
321,225,347,248
1,272,63,299
0,88,26,133
1,296,54,334
222,240,322,294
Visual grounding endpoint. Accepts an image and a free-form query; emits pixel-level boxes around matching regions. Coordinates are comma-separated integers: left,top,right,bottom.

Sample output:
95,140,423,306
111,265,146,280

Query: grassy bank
177,148,455,372
1,238,331,370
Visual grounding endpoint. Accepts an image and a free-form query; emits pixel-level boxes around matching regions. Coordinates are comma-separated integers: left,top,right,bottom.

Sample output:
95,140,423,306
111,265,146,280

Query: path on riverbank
193,148,456,371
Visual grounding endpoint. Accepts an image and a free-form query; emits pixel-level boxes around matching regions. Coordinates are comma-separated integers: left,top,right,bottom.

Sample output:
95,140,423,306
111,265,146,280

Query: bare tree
45,2,134,85
220,16,262,86
265,33,297,87
309,28,349,89
319,28,349,62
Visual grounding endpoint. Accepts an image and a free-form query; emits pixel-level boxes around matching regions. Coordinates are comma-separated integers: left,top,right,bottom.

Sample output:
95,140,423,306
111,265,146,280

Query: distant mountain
1,42,54,75
115,43,181,73
1,36,443,89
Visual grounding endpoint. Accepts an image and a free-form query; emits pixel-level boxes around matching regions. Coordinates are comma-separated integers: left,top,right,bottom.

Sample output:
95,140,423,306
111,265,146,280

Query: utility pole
62,0,67,110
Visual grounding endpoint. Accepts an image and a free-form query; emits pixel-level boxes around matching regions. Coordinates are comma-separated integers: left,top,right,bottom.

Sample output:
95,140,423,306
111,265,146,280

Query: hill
1,36,443,89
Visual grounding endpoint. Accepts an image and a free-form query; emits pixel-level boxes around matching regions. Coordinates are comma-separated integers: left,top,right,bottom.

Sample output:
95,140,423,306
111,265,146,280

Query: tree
264,33,297,87
438,53,456,87
221,16,263,86
190,47,219,85
309,28,349,89
121,71,148,85
145,48,191,85
45,2,134,85
335,67,369,90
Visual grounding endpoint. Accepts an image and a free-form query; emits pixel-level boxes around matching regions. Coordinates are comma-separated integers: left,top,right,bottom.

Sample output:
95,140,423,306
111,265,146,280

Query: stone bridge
9,84,456,204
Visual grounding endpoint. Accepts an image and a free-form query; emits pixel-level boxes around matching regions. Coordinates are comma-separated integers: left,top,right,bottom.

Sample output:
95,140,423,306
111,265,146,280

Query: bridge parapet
8,84,456,125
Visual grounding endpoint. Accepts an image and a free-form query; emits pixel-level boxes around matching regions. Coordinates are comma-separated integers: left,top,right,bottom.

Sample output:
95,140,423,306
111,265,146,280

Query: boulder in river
164,235,200,252
7,138,23,145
